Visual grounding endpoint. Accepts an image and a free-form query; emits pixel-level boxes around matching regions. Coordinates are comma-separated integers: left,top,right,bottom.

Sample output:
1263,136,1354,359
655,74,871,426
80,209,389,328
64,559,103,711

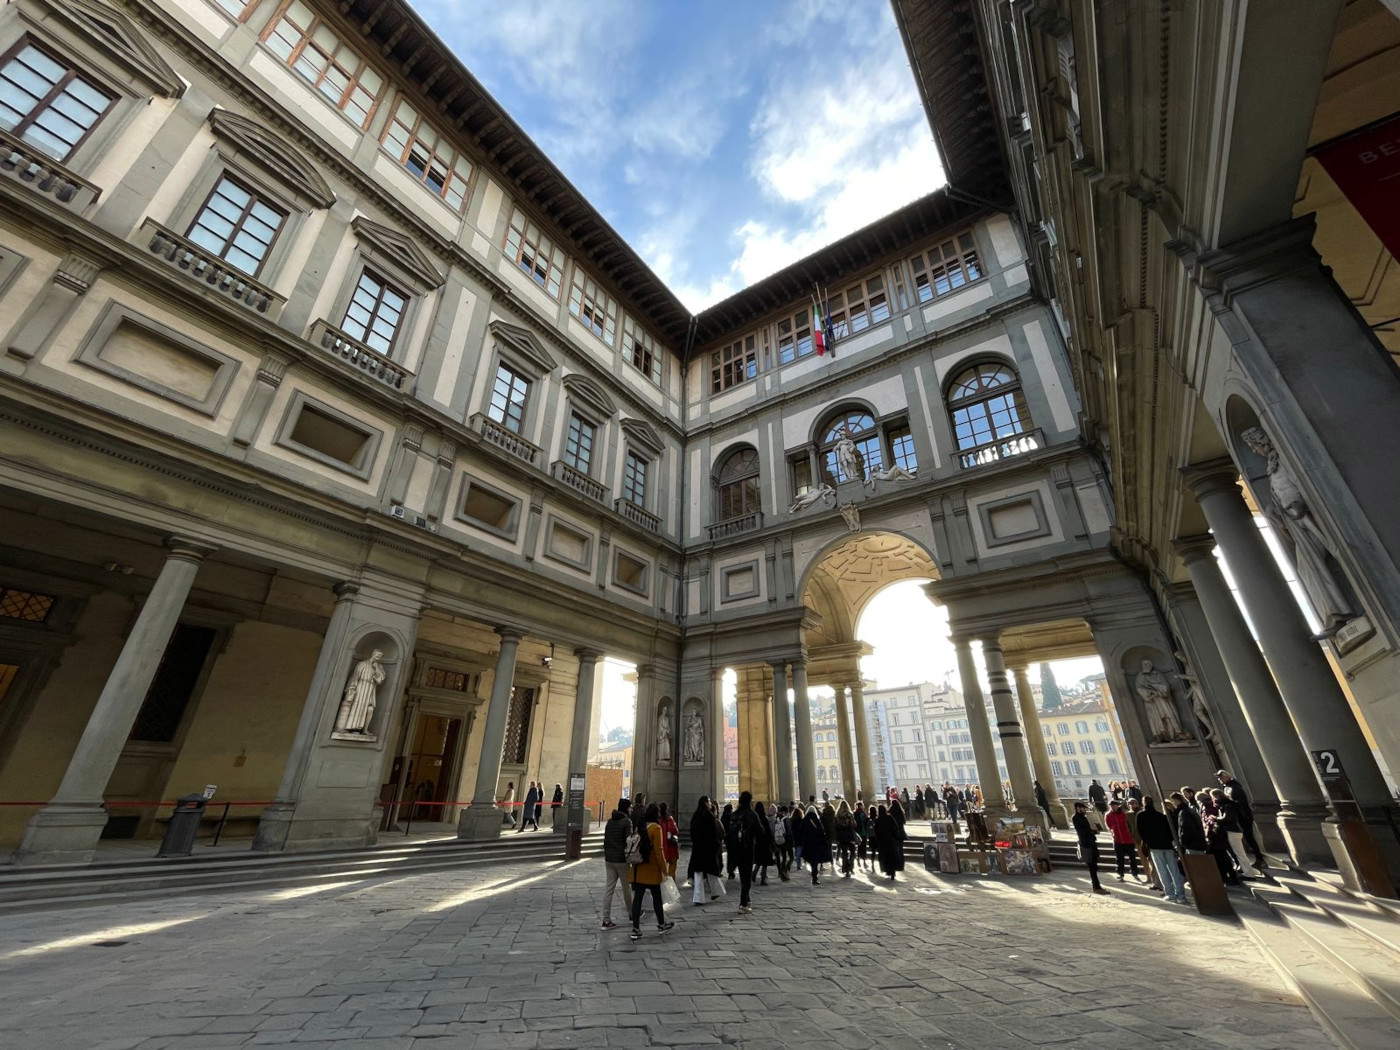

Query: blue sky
415,0,945,311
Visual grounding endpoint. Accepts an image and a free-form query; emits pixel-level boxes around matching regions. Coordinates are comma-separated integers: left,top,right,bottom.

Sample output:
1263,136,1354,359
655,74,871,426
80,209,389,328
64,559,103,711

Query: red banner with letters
1313,113,1400,260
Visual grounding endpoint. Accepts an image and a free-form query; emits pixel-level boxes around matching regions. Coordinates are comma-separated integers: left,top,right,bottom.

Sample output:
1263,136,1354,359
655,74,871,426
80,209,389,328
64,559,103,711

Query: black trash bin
158,793,207,857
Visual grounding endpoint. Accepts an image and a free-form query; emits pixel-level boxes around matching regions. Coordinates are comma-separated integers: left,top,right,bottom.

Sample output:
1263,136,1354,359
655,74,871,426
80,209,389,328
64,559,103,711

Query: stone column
710,667,726,804
630,664,656,802
770,660,795,804
563,648,601,856
849,680,876,803
834,686,858,800
1174,532,1333,865
1012,665,1068,829
953,636,1006,819
982,641,1044,828
1187,465,1399,877
791,659,816,802
458,625,525,840
16,537,213,865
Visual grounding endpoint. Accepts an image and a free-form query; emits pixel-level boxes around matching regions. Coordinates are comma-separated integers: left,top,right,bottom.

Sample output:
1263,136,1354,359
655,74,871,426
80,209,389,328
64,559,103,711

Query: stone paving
0,851,1329,1049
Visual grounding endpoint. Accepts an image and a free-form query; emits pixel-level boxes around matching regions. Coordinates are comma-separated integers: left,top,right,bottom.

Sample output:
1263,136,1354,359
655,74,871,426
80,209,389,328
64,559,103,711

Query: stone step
1270,872,1400,966
1236,890,1400,1050
0,833,602,912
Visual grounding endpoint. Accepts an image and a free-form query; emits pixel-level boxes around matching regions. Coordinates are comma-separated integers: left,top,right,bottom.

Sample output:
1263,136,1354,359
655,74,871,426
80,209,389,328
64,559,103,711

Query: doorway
401,713,464,821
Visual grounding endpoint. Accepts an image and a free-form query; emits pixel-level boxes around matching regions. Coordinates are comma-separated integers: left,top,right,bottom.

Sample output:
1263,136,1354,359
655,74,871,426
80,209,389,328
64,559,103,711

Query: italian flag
812,299,828,356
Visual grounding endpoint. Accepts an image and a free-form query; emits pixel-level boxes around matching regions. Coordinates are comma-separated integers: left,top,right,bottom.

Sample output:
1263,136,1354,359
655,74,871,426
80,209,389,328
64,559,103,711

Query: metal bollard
157,793,208,857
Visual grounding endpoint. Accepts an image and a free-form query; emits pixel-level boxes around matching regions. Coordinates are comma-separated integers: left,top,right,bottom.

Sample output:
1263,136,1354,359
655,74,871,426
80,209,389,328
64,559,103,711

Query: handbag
660,876,681,907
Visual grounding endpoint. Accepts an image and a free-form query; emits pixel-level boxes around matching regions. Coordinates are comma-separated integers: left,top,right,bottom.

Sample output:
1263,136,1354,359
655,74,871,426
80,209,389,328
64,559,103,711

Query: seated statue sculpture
864,463,918,488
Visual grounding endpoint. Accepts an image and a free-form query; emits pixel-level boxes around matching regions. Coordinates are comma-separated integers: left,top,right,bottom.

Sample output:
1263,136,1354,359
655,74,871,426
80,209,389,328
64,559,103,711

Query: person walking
1104,800,1140,881
819,801,837,874
551,782,564,815
731,791,763,913
721,803,736,879
1034,780,1053,826
1138,796,1186,904
659,802,680,881
688,796,723,906
501,781,518,828
518,781,541,832
797,805,831,885
769,803,791,881
1088,780,1107,815
943,785,961,830
600,798,633,930
1072,801,1107,894
791,803,805,872
1216,770,1268,873
834,800,856,877
628,803,674,941
1126,797,1157,889
751,801,775,886
853,801,871,870
873,803,905,881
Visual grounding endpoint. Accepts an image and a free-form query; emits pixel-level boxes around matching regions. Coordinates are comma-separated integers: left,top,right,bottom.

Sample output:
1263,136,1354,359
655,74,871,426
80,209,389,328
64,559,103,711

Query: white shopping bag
660,876,681,907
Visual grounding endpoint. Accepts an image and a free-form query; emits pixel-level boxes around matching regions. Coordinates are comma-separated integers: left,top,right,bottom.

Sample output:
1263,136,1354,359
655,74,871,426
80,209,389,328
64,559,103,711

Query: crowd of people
601,790,913,940
1072,769,1267,900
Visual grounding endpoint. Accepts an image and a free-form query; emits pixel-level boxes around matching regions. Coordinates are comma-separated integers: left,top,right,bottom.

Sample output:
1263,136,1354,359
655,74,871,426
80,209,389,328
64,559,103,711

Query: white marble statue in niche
656,704,673,766
1133,659,1192,743
334,649,385,735
683,707,705,765
1173,651,1218,744
1241,425,1357,638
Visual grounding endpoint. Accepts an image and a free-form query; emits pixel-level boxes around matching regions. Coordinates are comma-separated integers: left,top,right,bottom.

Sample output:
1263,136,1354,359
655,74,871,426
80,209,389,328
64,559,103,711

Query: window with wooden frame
185,174,287,276
211,0,252,18
775,309,813,364
621,450,648,507
714,446,760,521
827,274,890,340
909,232,983,302
263,1,384,128
946,361,1032,452
621,316,662,384
0,39,115,161
567,271,617,345
710,333,758,393
503,208,566,298
381,98,473,210
487,362,531,434
562,412,596,476
341,269,408,356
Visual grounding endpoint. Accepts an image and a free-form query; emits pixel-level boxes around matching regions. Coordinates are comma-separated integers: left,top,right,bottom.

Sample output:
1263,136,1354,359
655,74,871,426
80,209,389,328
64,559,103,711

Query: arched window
818,408,882,484
715,446,760,521
946,361,1038,466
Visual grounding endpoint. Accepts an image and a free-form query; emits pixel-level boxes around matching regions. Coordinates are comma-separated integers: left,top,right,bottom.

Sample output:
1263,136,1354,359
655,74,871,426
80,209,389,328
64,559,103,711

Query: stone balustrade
141,219,285,315
706,511,763,540
956,427,1044,470
308,319,412,392
0,130,101,210
551,460,607,504
469,414,542,467
614,497,661,533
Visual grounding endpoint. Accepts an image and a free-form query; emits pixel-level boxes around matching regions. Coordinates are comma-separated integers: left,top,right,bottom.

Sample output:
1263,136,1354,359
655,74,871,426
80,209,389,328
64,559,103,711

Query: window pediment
350,216,445,290
43,0,184,98
561,373,616,419
620,418,662,454
489,319,557,376
208,109,334,209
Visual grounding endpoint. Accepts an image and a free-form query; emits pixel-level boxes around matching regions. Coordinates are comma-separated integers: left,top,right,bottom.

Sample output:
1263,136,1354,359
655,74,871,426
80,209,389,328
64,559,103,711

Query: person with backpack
730,791,764,913
769,803,790,881
688,795,723,905
600,798,633,930
626,803,674,941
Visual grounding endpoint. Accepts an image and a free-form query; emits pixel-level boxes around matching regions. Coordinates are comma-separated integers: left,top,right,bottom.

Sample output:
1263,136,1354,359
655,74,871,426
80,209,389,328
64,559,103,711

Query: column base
1320,818,1399,896
10,802,109,866
1250,800,1291,855
1042,801,1070,830
1275,804,1335,868
251,801,377,854
457,804,505,842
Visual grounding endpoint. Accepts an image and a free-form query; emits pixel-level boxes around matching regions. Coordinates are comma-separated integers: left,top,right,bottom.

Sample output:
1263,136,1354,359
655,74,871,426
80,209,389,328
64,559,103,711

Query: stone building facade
0,0,1393,889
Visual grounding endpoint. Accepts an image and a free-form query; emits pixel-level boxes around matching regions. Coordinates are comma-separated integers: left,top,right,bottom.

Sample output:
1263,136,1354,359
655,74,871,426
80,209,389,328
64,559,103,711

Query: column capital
980,637,1005,655
494,624,527,644
769,659,787,673
1172,533,1218,565
573,647,603,664
1180,457,1241,499
331,580,361,601
164,535,216,561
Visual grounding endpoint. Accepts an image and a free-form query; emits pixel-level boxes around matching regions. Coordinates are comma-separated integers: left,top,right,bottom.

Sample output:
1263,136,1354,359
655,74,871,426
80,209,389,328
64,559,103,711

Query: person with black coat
1137,796,1186,903
873,803,905,880
730,791,764,913
751,801,775,886
1034,780,1052,826
1072,801,1107,894
688,795,724,906
1216,770,1267,872
797,805,832,884
721,803,736,878
1088,780,1107,814
600,799,633,929
1169,791,1208,852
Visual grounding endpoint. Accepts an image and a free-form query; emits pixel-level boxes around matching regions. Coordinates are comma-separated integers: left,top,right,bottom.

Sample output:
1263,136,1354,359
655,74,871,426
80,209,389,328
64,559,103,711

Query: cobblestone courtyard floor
0,853,1330,1049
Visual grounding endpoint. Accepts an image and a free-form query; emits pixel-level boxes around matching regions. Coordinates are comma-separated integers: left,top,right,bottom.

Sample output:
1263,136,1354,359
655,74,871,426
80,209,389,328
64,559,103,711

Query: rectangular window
1081,739,1095,754
1056,723,1069,735
0,586,55,622
487,363,530,434
827,275,890,340
1108,758,1122,774
775,310,812,364
909,232,983,302
1045,742,1057,756
622,451,648,506
710,334,757,393
263,2,384,128
186,175,286,276
887,424,918,472
0,40,115,160
504,208,566,298
1075,720,1089,734
213,0,251,17
381,98,473,210
341,270,407,355
621,317,662,384
562,413,595,475
1102,739,1115,753
567,272,617,345
789,453,813,496
502,686,534,765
